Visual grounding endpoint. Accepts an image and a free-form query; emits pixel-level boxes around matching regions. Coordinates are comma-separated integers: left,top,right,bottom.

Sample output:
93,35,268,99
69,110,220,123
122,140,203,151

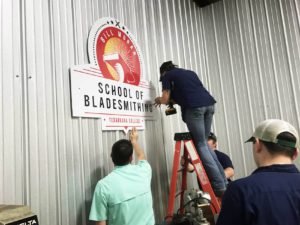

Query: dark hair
261,132,297,158
111,139,133,166
159,61,177,81
208,132,217,143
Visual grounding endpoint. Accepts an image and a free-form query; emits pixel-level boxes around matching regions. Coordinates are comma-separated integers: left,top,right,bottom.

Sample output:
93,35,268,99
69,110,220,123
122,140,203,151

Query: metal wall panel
0,0,24,205
1,0,300,224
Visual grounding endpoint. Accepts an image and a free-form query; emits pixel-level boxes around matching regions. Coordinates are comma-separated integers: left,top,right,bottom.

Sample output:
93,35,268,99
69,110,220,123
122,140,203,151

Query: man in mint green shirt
89,127,155,225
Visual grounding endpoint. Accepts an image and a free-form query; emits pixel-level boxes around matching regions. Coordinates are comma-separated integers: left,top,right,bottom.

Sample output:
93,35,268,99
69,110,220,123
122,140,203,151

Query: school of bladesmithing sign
70,17,157,133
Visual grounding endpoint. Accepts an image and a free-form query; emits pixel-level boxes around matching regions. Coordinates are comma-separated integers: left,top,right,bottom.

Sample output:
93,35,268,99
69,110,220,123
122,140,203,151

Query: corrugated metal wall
1,0,300,224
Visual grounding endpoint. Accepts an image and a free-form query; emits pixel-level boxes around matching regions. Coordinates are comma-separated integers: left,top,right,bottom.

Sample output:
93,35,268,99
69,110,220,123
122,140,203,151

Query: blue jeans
183,105,227,191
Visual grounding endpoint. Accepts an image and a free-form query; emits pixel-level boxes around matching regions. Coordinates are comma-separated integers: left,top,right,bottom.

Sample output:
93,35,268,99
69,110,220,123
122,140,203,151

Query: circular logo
88,18,143,86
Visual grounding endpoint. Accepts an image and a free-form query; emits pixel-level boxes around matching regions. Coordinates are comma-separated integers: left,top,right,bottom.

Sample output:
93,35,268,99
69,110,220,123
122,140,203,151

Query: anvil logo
88,18,143,86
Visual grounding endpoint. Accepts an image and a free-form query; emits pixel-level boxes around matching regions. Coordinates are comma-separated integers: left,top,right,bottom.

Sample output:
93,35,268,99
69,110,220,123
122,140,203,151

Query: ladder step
174,132,192,141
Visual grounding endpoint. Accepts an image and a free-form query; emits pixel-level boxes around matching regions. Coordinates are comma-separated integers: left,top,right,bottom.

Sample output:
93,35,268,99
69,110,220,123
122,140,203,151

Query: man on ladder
154,61,227,197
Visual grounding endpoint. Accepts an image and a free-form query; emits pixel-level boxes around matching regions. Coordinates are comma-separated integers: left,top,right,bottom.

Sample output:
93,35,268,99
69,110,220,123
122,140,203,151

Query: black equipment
0,205,39,225
165,103,177,116
193,0,222,7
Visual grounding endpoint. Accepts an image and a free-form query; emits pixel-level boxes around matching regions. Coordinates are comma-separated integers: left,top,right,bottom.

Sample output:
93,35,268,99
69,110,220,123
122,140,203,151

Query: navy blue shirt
161,68,216,112
215,150,234,170
215,150,234,182
216,164,300,225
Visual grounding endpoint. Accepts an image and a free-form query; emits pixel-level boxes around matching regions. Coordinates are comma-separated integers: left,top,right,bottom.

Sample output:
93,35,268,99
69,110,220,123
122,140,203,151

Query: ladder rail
179,148,188,214
184,140,221,214
166,140,182,219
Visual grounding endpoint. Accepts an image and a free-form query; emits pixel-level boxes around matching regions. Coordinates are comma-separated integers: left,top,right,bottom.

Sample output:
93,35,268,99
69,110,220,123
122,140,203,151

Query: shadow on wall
77,166,105,225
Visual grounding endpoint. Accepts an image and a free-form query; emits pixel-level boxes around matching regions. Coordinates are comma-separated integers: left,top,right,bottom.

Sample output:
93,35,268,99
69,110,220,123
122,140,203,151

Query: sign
70,18,157,133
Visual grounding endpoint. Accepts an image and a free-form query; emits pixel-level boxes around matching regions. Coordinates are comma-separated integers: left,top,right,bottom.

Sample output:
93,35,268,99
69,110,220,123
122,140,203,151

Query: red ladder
166,132,221,221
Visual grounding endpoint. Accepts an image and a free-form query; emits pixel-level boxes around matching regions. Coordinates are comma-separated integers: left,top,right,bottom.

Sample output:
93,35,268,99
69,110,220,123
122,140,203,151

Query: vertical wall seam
278,0,300,128
0,0,3,202
294,0,300,37
74,0,86,223
235,0,255,136
178,1,187,67
12,0,17,203
149,0,169,186
172,1,181,64
157,0,166,60
263,0,283,117
182,0,192,67
20,0,30,206
292,0,300,67
192,3,200,73
31,2,42,202
158,0,173,216
48,0,62,223
199,11,208,83
211,5,231,159
188,1,197,69
165,0,174,59
222,0,247,175
248,0,268,118
141,0,151,79
68,1,79,225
